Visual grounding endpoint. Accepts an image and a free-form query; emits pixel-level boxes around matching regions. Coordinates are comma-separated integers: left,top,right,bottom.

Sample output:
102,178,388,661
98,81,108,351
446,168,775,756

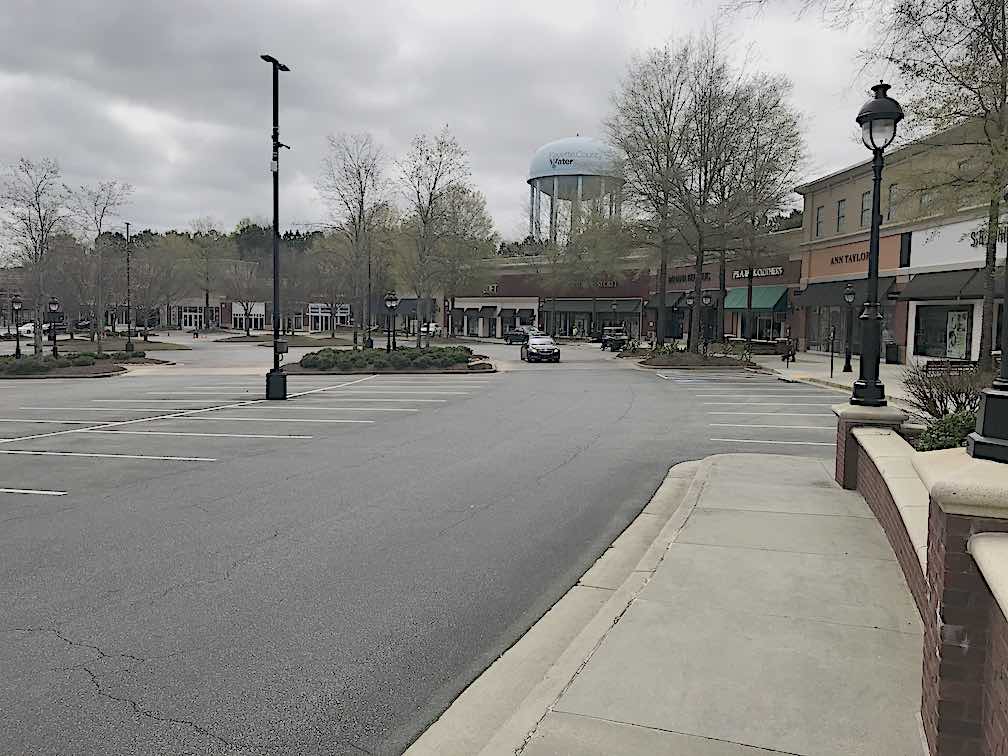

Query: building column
550,176,558,245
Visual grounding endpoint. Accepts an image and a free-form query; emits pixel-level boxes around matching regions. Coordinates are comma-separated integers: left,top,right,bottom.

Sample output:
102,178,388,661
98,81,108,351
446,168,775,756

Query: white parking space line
321,390,469,395
0,487,67,496
710,423,834,430
0,418,96,425
194,406,419,412
22,407,186,412
701,402,840,406
176,417,375,424
146,391,260,396
693,393,837,397
91,399,218,404
295,397,446,403
710,438,834,446
81,430,313,439
0,450,217,461
701,415,834,421
288,376,377,398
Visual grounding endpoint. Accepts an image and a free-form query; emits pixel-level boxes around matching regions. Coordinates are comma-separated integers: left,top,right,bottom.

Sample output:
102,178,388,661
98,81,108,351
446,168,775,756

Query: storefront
723,285,790,340
452,296,539,337
539,297,643,338
233,302,267,331
794,232,906,358
306,302,351,332
899,217,1007,362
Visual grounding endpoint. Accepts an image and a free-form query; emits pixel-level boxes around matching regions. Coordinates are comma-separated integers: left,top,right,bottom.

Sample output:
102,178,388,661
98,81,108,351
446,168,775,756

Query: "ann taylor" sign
732,265,784,280
830,251,869,266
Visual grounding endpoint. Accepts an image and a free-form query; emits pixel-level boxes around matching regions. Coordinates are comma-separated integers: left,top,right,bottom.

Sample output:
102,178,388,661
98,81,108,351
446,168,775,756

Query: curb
0,369,126,379
765,367,909,405
405,457,713,756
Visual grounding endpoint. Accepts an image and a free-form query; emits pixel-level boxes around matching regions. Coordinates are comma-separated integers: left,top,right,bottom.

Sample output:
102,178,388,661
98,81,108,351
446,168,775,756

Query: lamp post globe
701,292,713,307
11,294,22,359
385,291,399,353
47,296,60,358
843,283,856,373
685,293,695,307
850,81,902,407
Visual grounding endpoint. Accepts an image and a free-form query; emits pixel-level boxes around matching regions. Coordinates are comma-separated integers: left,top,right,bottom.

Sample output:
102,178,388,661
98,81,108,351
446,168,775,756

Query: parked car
520,334,560,363
75,318,93,331
504,325,538,344
600,325,629,352
419,322,442,337
17,322,35,338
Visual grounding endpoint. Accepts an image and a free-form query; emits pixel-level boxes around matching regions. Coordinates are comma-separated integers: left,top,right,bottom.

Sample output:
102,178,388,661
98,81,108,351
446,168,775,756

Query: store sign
830,250,869,266
669,271,711,284
913,218,1007,271
483,283,499,295
732,265,783,280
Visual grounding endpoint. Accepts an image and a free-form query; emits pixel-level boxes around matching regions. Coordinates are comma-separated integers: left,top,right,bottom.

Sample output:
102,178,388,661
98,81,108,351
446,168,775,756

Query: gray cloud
0,0,884,239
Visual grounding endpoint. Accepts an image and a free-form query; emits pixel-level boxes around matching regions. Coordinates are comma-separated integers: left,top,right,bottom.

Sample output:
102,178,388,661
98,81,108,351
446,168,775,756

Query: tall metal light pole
125,221,134,353
48,296,60,358
968,195,1008,461
851,82,903,406
843,283,855,373
262,53,290,400
11,294,22,359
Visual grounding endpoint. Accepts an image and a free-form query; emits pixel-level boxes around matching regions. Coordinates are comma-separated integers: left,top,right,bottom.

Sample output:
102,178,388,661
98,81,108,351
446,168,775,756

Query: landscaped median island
0,351,164,378
288,345,493,374
218,334,353,347
627,342,758,369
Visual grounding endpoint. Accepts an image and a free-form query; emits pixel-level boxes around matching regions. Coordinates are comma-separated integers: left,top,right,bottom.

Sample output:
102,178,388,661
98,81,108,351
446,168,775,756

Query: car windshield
530,337,554,345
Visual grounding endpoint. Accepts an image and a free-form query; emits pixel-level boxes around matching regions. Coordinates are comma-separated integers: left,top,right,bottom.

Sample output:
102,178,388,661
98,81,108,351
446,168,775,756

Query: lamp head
11,293,22,311
48,296,60,313
260,54,290,72
843,283,857,305
856,81,903,151
701,292,713,307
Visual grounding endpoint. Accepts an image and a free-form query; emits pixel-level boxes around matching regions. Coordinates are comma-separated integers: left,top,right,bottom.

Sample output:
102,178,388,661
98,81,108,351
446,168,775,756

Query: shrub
300,354,320,369
916,410,977,451
71,356,96,367
903,363,990,419
95,352,113,360
75,351,98,359
388,352,410,369
2,357,50,375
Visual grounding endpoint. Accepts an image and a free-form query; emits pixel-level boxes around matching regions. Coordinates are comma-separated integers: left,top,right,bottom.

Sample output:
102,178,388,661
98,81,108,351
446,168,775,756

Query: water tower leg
572,175,583,237
534,180,542,240
529,183,535,240
549,175,558,245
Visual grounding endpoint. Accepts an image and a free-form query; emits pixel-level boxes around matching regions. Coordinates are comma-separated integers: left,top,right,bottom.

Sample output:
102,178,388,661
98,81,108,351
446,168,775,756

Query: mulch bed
0,364,127,379
639,354,757,369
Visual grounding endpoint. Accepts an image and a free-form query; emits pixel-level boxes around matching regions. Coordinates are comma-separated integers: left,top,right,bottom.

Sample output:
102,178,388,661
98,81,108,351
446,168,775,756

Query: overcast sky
0,0,891,241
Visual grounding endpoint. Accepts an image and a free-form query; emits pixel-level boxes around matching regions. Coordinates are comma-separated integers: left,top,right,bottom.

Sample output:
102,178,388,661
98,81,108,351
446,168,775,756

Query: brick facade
855,445,928,618
985,604,1008,756
835,414,906,489
923,504,1008,756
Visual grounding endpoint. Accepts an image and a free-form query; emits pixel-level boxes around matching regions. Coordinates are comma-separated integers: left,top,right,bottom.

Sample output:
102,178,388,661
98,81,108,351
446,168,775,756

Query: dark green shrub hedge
915,410,977,452
298,346,472,371
71,356,96,367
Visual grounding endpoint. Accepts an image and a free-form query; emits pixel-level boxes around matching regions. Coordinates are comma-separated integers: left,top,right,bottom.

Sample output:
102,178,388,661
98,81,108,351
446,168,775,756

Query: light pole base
266,370,287,400
850,379,886,407
125,340,134,353
966,388,1008,463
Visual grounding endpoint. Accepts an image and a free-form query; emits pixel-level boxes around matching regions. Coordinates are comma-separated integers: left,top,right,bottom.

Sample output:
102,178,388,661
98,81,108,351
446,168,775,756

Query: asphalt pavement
1,338,839,754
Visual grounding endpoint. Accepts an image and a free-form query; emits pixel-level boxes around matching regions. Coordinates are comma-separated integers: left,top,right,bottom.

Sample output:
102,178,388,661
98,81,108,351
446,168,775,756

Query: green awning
723,285,789,311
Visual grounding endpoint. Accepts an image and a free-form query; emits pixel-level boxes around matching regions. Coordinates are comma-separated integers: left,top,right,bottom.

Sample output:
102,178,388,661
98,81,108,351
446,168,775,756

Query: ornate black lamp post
843,283,856,373
47,296,60,358
125,221,134,353
11,294,22,359
701,292,713,343
851,81,903,406
968,221,1008,461
385,291,399,353
262,53,291,401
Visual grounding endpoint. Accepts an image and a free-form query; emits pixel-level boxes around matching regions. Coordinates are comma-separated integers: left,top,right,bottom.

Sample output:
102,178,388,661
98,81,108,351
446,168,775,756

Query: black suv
504,325,538,344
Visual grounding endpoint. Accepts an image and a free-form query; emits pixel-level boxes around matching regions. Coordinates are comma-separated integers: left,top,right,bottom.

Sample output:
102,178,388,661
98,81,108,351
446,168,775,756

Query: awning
723,285,789,311
479,305,498,317
498,308,516,319
612,299,642,313
794,277,895,308
517,308,534,320
897,270,978,300
464,307,479,315
959,266,1005,298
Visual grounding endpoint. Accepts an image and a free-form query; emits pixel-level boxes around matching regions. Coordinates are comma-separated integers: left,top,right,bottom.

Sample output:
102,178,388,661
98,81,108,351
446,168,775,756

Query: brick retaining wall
855,444,928,619
985,604,1008,756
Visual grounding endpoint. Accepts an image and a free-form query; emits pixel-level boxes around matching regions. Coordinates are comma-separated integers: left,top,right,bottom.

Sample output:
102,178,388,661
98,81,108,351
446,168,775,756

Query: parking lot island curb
404,458,710,756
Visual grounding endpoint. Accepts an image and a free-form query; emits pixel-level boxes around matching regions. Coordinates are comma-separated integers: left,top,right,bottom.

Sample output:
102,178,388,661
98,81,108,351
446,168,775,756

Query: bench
922,359,978,376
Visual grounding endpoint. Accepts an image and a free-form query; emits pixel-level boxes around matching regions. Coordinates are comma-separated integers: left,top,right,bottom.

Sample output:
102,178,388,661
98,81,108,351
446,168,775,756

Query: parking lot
653,368,841,458
0,373,493,499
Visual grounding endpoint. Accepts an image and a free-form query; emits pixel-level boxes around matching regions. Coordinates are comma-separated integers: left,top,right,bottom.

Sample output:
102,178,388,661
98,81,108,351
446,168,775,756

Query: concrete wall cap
968,533,1008,616
833,404,909,423
852,427,916,465
915,447,1008,517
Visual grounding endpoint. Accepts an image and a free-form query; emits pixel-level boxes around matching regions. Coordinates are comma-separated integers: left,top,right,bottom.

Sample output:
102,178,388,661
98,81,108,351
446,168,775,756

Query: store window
914,304,973,359
860,191,871,227
815,206,824,237
836,199,846,232
887,184,899,221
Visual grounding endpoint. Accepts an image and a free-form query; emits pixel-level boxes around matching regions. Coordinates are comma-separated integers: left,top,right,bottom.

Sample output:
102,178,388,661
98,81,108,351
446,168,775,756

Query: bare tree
431,184,495,336
317,133,388,345
71,179,132,351
396,127,470,347
607,43,693,345
190,217,233,332
0,157,71,354
221,259,266,336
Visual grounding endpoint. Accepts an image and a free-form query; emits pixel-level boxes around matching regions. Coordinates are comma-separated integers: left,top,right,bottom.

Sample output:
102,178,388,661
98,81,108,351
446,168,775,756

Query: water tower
527,136,624,244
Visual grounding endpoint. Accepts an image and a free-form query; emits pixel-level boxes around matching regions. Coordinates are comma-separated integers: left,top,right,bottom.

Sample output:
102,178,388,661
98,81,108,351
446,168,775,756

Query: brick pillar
915,450,1008,755
833,405,908,489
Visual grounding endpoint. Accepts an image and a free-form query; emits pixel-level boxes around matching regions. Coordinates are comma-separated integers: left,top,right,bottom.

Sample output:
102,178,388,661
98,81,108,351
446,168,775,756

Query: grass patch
296,346,475,372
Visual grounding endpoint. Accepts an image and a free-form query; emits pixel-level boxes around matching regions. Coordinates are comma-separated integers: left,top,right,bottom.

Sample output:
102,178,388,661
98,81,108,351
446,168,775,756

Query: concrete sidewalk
752,351,914,404
414,454,925,756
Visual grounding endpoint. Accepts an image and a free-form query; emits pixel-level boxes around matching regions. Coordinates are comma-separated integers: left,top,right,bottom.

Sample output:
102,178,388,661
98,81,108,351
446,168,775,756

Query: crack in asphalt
14,626,235,750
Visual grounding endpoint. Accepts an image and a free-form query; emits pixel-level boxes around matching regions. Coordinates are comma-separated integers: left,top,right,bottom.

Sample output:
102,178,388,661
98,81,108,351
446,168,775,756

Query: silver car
520,335,560,363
